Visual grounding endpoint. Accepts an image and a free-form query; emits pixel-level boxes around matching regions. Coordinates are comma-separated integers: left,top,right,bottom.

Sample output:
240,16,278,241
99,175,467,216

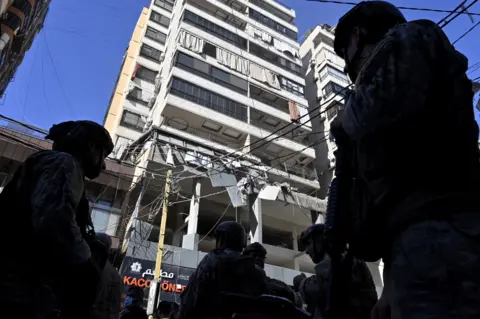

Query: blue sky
1,0,480,130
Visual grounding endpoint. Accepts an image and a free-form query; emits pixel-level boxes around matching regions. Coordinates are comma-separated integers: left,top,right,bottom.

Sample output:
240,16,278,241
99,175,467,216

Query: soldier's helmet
215,221,247,251
46,120,114,155
333,1,406,58
299,223,326,246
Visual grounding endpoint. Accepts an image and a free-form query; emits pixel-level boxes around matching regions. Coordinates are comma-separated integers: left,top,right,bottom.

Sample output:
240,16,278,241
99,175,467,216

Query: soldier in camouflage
179,221,267,319
0,121,113,319
332,2,480,318
243,242,301,307
299,224,377,319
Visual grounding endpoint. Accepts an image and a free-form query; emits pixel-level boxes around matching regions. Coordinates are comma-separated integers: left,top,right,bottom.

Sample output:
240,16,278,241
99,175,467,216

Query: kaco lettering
124,276,187,293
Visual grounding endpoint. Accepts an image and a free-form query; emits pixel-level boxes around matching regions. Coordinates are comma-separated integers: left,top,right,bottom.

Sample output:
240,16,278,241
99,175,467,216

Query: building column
292,228,300,270
250,197,263,243
182,179,201,250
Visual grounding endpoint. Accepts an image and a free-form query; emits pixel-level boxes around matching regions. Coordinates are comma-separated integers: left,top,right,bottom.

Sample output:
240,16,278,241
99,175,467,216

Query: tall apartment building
0,0,51,98
300,24,384,296
299,24,350,198
103,0,341,304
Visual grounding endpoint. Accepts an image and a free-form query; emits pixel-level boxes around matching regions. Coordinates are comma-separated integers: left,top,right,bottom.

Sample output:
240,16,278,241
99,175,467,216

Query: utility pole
147,169,173,314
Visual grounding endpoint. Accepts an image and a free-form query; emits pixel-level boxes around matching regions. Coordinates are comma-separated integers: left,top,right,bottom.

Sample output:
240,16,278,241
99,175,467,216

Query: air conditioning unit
313,74,319,82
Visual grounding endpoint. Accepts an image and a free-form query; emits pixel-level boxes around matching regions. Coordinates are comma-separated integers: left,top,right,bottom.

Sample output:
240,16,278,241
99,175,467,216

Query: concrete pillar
250,197,263,243
182,179,201,250
292,228,300,270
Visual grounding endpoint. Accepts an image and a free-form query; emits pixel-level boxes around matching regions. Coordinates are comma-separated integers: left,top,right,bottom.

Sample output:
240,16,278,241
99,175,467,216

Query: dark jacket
91,261,124,319
0,151,101,319
179,249,267,319
299,257,377,319
341,20,480,261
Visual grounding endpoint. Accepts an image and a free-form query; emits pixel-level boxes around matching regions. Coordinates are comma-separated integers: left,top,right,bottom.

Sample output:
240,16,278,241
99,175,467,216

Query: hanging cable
306,0,480,16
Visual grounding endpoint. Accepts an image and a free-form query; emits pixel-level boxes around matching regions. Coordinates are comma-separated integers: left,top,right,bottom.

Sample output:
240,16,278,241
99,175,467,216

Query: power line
42,31,77,118
453,20,480,44
439,0,479,28
306,0,480,16
438,0,467,25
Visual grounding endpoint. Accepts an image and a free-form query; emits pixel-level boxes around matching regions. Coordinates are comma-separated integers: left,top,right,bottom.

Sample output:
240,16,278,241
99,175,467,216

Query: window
322,82,345,98
249,9,297,40
326,103,344,120
175,52,248,94
90,202,121,236
249,0,293,23
136,66,157,82
113,135,133,156
319,65,348,85
280,77,305,97
250,42,302,76
154,0,174,12
150,11,170,27
127,87,148,105
183,11,247,48
145,26,167,44
203,42,217,58
170,77,248,122
120,110,146,132
140,44,163,61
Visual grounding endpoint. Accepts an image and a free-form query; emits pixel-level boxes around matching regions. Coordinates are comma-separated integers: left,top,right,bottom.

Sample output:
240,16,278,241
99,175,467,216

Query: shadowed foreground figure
0,121,113,319
91,233,124,319
332,1,480,318
179,221,267,319
243,242,301,307
299,224,377,319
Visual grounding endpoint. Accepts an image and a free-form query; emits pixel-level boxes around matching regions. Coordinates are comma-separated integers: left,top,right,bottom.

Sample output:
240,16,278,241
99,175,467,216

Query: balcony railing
164,117,244,149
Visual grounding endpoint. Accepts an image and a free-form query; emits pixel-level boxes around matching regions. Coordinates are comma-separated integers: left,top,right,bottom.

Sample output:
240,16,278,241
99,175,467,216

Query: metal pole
151,169,173,311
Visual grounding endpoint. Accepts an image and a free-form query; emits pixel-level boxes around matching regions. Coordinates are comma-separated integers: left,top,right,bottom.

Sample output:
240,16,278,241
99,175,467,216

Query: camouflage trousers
386,213,480,319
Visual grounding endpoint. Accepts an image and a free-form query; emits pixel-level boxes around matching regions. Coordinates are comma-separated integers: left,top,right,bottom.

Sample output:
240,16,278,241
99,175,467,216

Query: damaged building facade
103,0,336,303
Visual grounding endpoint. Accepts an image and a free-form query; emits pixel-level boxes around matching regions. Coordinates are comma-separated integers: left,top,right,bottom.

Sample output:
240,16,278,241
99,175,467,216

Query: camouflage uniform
297,257,377,319
341,19,480,318
179,249,267,319
0,150,97,319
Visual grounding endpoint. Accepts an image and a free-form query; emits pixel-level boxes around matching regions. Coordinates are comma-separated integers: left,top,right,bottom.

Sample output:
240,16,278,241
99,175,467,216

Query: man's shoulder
27,150,80,171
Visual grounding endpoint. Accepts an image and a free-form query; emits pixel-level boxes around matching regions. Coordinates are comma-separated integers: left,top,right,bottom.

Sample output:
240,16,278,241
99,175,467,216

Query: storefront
120,256,196,306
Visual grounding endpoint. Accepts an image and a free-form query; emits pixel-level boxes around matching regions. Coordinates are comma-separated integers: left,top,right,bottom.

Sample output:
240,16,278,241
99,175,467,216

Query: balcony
169,77,248,122
249,41,302,77
249,9,297,41
249,0,295,24
182,9,247,49
187,0,247,32
249,84,289,114
250,107,311,146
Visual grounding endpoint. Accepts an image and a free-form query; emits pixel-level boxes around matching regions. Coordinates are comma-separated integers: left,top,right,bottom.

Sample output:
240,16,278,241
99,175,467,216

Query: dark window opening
280,77,305,97
140,44,163,62
136,66,157,83
127,87,149,106
145,26,167,44
203,42,217,58
249,42,302,76
154,0,174,12
175,52,248,94
150,11,171,27
170,77,248,122
249,9,297,40
183,10,247,49
120,110,146,132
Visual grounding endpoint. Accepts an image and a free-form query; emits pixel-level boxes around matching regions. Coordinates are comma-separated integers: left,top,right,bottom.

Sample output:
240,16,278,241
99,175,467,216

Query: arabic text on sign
142,268,174,279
